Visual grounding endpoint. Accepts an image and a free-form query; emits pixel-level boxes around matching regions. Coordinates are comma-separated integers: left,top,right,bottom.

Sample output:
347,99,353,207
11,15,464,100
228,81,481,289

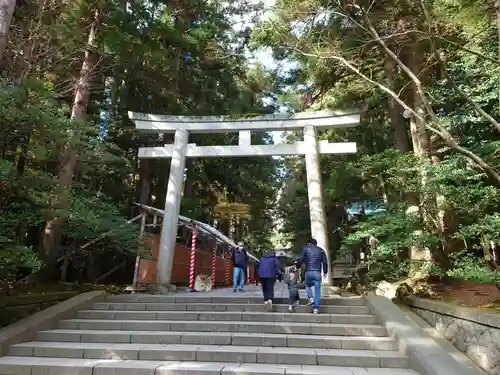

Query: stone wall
407,297,500,375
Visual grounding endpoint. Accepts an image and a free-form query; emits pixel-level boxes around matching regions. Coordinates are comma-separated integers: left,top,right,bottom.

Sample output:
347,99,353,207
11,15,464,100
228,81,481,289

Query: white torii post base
304,125,332,286
157,128,189,286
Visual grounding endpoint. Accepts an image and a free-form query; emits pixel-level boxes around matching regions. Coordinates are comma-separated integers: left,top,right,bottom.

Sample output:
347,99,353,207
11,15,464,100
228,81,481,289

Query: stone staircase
0,293,420,375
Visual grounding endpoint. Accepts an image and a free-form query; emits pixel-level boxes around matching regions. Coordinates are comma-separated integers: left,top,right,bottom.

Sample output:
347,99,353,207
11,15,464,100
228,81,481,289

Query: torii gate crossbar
129,110,360,287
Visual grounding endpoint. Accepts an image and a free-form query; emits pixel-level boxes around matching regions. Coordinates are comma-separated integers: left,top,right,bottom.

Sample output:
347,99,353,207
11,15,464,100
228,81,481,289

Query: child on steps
286,261,301,312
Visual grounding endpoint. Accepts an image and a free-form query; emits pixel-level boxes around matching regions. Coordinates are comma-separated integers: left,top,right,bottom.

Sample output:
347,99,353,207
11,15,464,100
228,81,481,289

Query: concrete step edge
105,295,367,306
36,329,397,341
93,302,368,309
79,310,375,317
34,330,398,350
75,310,378,324
0,357,420,375
10,341,408,355
58,319,388,337
94,302,370,309
59,319,385,328
91,303,371,314
106,295,364,300
8,342,409,368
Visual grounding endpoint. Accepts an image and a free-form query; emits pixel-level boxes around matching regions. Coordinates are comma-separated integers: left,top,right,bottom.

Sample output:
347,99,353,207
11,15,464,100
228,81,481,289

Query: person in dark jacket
297,238,328,314
232,242,249,292
257,250,282,310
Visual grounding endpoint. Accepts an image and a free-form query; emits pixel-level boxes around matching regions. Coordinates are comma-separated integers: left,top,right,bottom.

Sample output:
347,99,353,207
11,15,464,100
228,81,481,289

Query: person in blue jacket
297,238,328,314
257,250,282,311
232,242,249,292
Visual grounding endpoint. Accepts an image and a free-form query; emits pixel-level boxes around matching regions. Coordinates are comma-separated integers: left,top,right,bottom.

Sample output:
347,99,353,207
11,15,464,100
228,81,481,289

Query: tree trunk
137,159,151,205
385,59,410,153
60,255,69,282
406,48,455,269
430,136,462,258
0,0,15,62
87,249,99,281
183,159,194,198
385,55,418,205
40,8,100,279
400,45,431,160
16,134,31,176
496,0,500,115
401,46,437,275
154,161,168,209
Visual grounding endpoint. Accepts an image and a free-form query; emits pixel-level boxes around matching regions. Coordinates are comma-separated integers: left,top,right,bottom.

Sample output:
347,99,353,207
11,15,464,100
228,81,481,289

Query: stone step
92,302,371,315
75,310,378,325
105,294,366,306
0,356,421,375
58,319,388,337
35,330,398,350
8,342,409,368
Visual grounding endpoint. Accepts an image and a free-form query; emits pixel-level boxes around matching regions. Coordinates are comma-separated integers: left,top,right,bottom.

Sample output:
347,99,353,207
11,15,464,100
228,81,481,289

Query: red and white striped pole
224,249,230,285
211,245,216,289
188,225,197,290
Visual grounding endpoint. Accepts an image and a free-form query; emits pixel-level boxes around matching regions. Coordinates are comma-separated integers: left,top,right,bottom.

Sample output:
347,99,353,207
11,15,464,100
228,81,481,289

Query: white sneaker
313,308,319,315
307,298,314,306
294,301,300,307
266,299,273,311
288,305,293,312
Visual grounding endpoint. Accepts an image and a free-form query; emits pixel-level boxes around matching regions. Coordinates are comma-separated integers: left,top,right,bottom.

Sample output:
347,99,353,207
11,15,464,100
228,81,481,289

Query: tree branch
266,4,500,184
360,13,500,185
420,0,500,134
292,47,444,137
435,36,500,66
291,49,500,184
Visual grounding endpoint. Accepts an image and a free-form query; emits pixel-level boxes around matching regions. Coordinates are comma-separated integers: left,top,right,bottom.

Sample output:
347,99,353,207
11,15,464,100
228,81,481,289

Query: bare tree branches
265,2,500,185
420,0,500,134
362,13,500,184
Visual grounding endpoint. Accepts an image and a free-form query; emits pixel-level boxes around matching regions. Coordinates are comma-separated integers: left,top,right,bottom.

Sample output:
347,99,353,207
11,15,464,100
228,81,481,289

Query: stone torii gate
129,111,360,288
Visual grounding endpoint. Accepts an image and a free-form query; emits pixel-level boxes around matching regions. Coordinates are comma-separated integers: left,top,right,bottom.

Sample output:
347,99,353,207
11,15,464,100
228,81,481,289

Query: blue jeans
305,271,322,309
260,278,275,301
233,267,245,290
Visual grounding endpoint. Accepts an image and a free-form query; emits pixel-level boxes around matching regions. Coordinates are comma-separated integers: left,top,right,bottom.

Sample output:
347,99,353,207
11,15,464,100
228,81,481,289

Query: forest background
0,0,499,301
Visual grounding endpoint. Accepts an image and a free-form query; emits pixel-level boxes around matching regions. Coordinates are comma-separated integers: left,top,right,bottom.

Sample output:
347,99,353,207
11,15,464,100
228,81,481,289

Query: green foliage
1,0,279,286
0,78,139,282
257,0,500,291
434,250,500,284
63,190,142,257
0,241,42,281
342,212,418,285
2,0,498,292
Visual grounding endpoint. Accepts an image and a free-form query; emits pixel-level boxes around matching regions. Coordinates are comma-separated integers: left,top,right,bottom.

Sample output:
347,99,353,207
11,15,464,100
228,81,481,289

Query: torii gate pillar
304,125,331,285
157,129,189,286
